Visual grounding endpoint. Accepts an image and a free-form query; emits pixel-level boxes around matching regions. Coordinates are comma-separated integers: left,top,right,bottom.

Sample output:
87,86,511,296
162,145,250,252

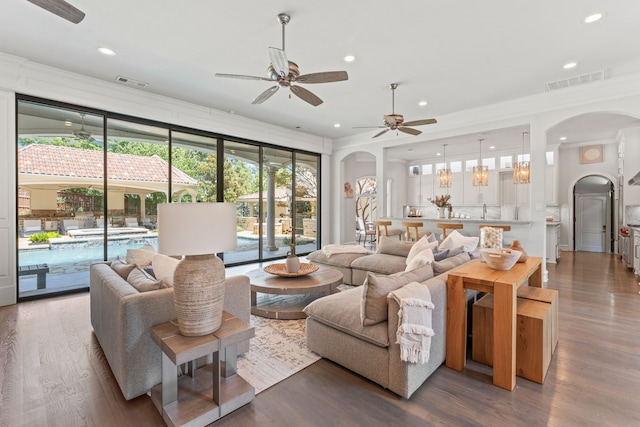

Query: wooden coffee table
247,264,343,320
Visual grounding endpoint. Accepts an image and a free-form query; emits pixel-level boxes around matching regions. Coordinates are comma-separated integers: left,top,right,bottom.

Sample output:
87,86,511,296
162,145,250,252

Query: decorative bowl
479,248,522,271
263,262,319,277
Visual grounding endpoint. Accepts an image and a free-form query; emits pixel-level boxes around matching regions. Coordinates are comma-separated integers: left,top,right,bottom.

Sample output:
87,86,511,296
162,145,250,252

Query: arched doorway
573,175,614,253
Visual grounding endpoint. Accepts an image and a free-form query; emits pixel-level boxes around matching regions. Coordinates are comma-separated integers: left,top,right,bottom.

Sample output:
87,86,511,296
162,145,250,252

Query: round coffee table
247,264,343,319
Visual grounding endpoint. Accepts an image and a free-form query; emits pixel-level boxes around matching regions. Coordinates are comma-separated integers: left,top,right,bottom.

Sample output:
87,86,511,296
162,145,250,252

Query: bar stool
402,221,430,242
374,220,403,241
436,223,464,239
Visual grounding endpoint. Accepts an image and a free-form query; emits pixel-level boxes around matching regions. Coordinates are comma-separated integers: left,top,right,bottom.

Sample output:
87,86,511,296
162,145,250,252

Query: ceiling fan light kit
354,83,437,138
215,13,348,107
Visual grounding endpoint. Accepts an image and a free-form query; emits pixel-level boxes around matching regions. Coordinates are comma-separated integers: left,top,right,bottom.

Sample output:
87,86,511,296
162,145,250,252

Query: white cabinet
463,169,498,205
634,233,640,275
407,176,421,205
546,223,560,263
501,172,530,206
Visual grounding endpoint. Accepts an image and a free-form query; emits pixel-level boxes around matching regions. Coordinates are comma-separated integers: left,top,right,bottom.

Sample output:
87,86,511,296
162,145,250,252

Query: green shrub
29,231,61,243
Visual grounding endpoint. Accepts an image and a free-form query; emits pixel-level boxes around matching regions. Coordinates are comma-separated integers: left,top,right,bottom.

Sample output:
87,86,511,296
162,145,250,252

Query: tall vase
438,207,446,219
285,252,300,273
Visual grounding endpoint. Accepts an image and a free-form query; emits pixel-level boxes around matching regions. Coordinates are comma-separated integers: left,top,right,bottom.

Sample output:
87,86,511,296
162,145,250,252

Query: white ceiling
3,0,640,160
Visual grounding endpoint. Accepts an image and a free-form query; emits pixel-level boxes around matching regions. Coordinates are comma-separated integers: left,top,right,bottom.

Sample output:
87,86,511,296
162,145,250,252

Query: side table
150,311,255,427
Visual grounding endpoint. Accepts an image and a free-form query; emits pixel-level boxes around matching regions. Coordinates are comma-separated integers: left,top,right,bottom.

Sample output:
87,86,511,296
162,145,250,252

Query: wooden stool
401,221,430,242
374,220,403,241
436,223,463,239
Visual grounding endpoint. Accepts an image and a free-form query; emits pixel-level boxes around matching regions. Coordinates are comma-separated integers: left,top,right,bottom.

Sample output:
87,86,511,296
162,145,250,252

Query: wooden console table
150,312,255,427
446,256,542,391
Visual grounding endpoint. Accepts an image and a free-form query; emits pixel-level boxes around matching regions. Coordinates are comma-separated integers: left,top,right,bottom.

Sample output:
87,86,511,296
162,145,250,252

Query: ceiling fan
355,83,437,138
73,114,95,142
26,0,85,24
215,13,348,107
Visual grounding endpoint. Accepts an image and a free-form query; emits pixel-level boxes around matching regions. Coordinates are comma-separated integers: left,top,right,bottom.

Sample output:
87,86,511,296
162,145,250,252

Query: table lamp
158,202,237,336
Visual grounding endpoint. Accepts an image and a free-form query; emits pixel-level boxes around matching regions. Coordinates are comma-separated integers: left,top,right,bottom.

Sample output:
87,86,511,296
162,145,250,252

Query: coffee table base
251,292,331,319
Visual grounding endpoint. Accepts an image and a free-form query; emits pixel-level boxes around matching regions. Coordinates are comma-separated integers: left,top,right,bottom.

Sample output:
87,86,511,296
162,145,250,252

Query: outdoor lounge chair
62,219,80,234
21,219,43,237
125,217,140,227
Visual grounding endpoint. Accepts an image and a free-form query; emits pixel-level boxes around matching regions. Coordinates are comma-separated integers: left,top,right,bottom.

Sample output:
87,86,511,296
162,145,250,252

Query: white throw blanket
389,281,434,364
321,244,371,257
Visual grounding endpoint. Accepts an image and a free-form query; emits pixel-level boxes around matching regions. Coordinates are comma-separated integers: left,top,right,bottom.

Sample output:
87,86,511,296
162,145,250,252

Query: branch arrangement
428,194,451,208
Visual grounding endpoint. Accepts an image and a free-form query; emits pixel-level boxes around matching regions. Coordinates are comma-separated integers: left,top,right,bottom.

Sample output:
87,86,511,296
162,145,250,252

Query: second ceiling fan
215,13,348,107
355,83,437,138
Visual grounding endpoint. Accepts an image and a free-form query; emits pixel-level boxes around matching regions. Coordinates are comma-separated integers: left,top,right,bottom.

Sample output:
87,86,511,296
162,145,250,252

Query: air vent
545,69,608,91
115,75,149,88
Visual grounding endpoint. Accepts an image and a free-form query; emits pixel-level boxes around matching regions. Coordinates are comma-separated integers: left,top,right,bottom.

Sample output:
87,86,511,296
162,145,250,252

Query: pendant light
472,138,489,187
514,131,530,184
437,144,452,188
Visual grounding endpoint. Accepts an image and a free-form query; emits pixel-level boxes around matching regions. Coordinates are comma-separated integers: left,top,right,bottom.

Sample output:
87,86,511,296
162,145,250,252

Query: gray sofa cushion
361,264,434,326
304,287,389,347
306,249,369,267
433,252,471,274
126,267,163,292
350,253,407,276
377,236,414,257
111,259,136,279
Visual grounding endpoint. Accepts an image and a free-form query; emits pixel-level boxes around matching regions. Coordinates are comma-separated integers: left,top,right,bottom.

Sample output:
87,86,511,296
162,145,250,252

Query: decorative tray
264,263,319,277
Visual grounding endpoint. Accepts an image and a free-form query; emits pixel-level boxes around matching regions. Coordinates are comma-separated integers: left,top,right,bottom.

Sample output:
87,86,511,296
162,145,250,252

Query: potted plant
428,194,451,219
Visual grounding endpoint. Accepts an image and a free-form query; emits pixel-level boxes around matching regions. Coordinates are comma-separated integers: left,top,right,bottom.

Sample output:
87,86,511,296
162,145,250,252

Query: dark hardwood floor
1,252,639,426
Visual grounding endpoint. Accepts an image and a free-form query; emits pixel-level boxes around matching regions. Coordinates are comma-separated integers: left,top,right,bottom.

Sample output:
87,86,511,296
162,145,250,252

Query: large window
16,96,320,300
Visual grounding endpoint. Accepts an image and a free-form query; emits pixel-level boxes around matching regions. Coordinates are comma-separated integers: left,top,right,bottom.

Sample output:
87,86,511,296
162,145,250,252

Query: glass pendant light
472,138,489,187
514,131,530,184
437,144,452,188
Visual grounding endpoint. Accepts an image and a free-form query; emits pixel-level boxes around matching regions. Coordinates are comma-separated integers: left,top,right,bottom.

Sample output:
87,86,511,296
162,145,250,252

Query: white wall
0,90,16,306
621,126,640,206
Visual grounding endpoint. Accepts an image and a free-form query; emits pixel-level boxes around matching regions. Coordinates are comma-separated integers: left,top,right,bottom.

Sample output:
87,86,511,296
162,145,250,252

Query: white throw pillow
405,235,438,266
405,249,435,271
152,253,181,287
439,230,479,253
126,244,156,267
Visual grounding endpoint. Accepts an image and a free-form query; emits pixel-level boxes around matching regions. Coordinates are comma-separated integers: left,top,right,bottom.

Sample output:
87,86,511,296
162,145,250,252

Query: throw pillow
360,264,434,326
433,252,471,274
405,250,434,271
152,253,181,287
439,230,479,253
405,235,438,266
426,232,437,244
433,249,450,261
448,245,465,257
127,267,163,292
126,244,156,268
377,236,414,258
110,258,136,279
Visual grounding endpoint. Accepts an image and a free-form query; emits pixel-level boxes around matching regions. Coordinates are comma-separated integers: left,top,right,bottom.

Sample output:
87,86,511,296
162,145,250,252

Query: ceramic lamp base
173,254,225,336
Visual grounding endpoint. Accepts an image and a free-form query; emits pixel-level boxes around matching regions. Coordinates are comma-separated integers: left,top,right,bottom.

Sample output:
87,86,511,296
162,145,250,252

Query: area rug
236,315,320,394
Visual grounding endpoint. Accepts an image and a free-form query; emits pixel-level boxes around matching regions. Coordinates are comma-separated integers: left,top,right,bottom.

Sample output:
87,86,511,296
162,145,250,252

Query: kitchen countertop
389,217,532,225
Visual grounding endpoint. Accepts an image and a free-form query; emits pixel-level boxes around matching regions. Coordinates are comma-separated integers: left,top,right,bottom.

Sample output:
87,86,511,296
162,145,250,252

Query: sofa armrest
223,274,250,325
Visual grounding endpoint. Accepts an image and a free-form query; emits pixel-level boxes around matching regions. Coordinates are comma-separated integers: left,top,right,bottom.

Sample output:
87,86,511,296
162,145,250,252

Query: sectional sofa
304,234,480,398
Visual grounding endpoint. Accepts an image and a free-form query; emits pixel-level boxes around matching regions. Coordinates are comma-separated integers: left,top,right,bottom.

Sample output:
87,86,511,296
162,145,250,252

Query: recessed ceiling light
418,101,428,107
436,152,441,157
344,55,356,62
560,136,567,141
334,123,341,128
489,146,495,150
98,47,116,56
563,62,578,69
64,120,73,127
584,13,604,24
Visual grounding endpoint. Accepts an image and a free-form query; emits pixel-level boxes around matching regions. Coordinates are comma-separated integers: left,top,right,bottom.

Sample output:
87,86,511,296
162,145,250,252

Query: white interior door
575,194,607,252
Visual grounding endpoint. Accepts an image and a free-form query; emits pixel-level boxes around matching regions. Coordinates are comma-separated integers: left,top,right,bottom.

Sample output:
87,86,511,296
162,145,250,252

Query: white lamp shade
158,203,237,256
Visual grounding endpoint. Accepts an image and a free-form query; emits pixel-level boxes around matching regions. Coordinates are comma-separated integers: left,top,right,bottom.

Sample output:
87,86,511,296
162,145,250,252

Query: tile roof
18,144,197,185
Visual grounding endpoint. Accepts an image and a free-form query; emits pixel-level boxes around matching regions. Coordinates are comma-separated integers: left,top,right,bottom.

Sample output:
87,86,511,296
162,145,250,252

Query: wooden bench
18,264,49,289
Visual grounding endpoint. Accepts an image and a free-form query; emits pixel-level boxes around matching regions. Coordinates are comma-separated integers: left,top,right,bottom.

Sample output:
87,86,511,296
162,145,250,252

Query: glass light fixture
513,131,531,184
472,138,489,187
437,144,452,188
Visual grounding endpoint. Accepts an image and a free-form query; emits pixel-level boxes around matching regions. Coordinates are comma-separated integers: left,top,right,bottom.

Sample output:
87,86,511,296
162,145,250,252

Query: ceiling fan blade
296,71,349,84
26,0,85,24
373,129,390,138
398,127,422,136
252,86,279,104
215,73,272,82
268,47,289,78
402,118,437,127
290,85,323,106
